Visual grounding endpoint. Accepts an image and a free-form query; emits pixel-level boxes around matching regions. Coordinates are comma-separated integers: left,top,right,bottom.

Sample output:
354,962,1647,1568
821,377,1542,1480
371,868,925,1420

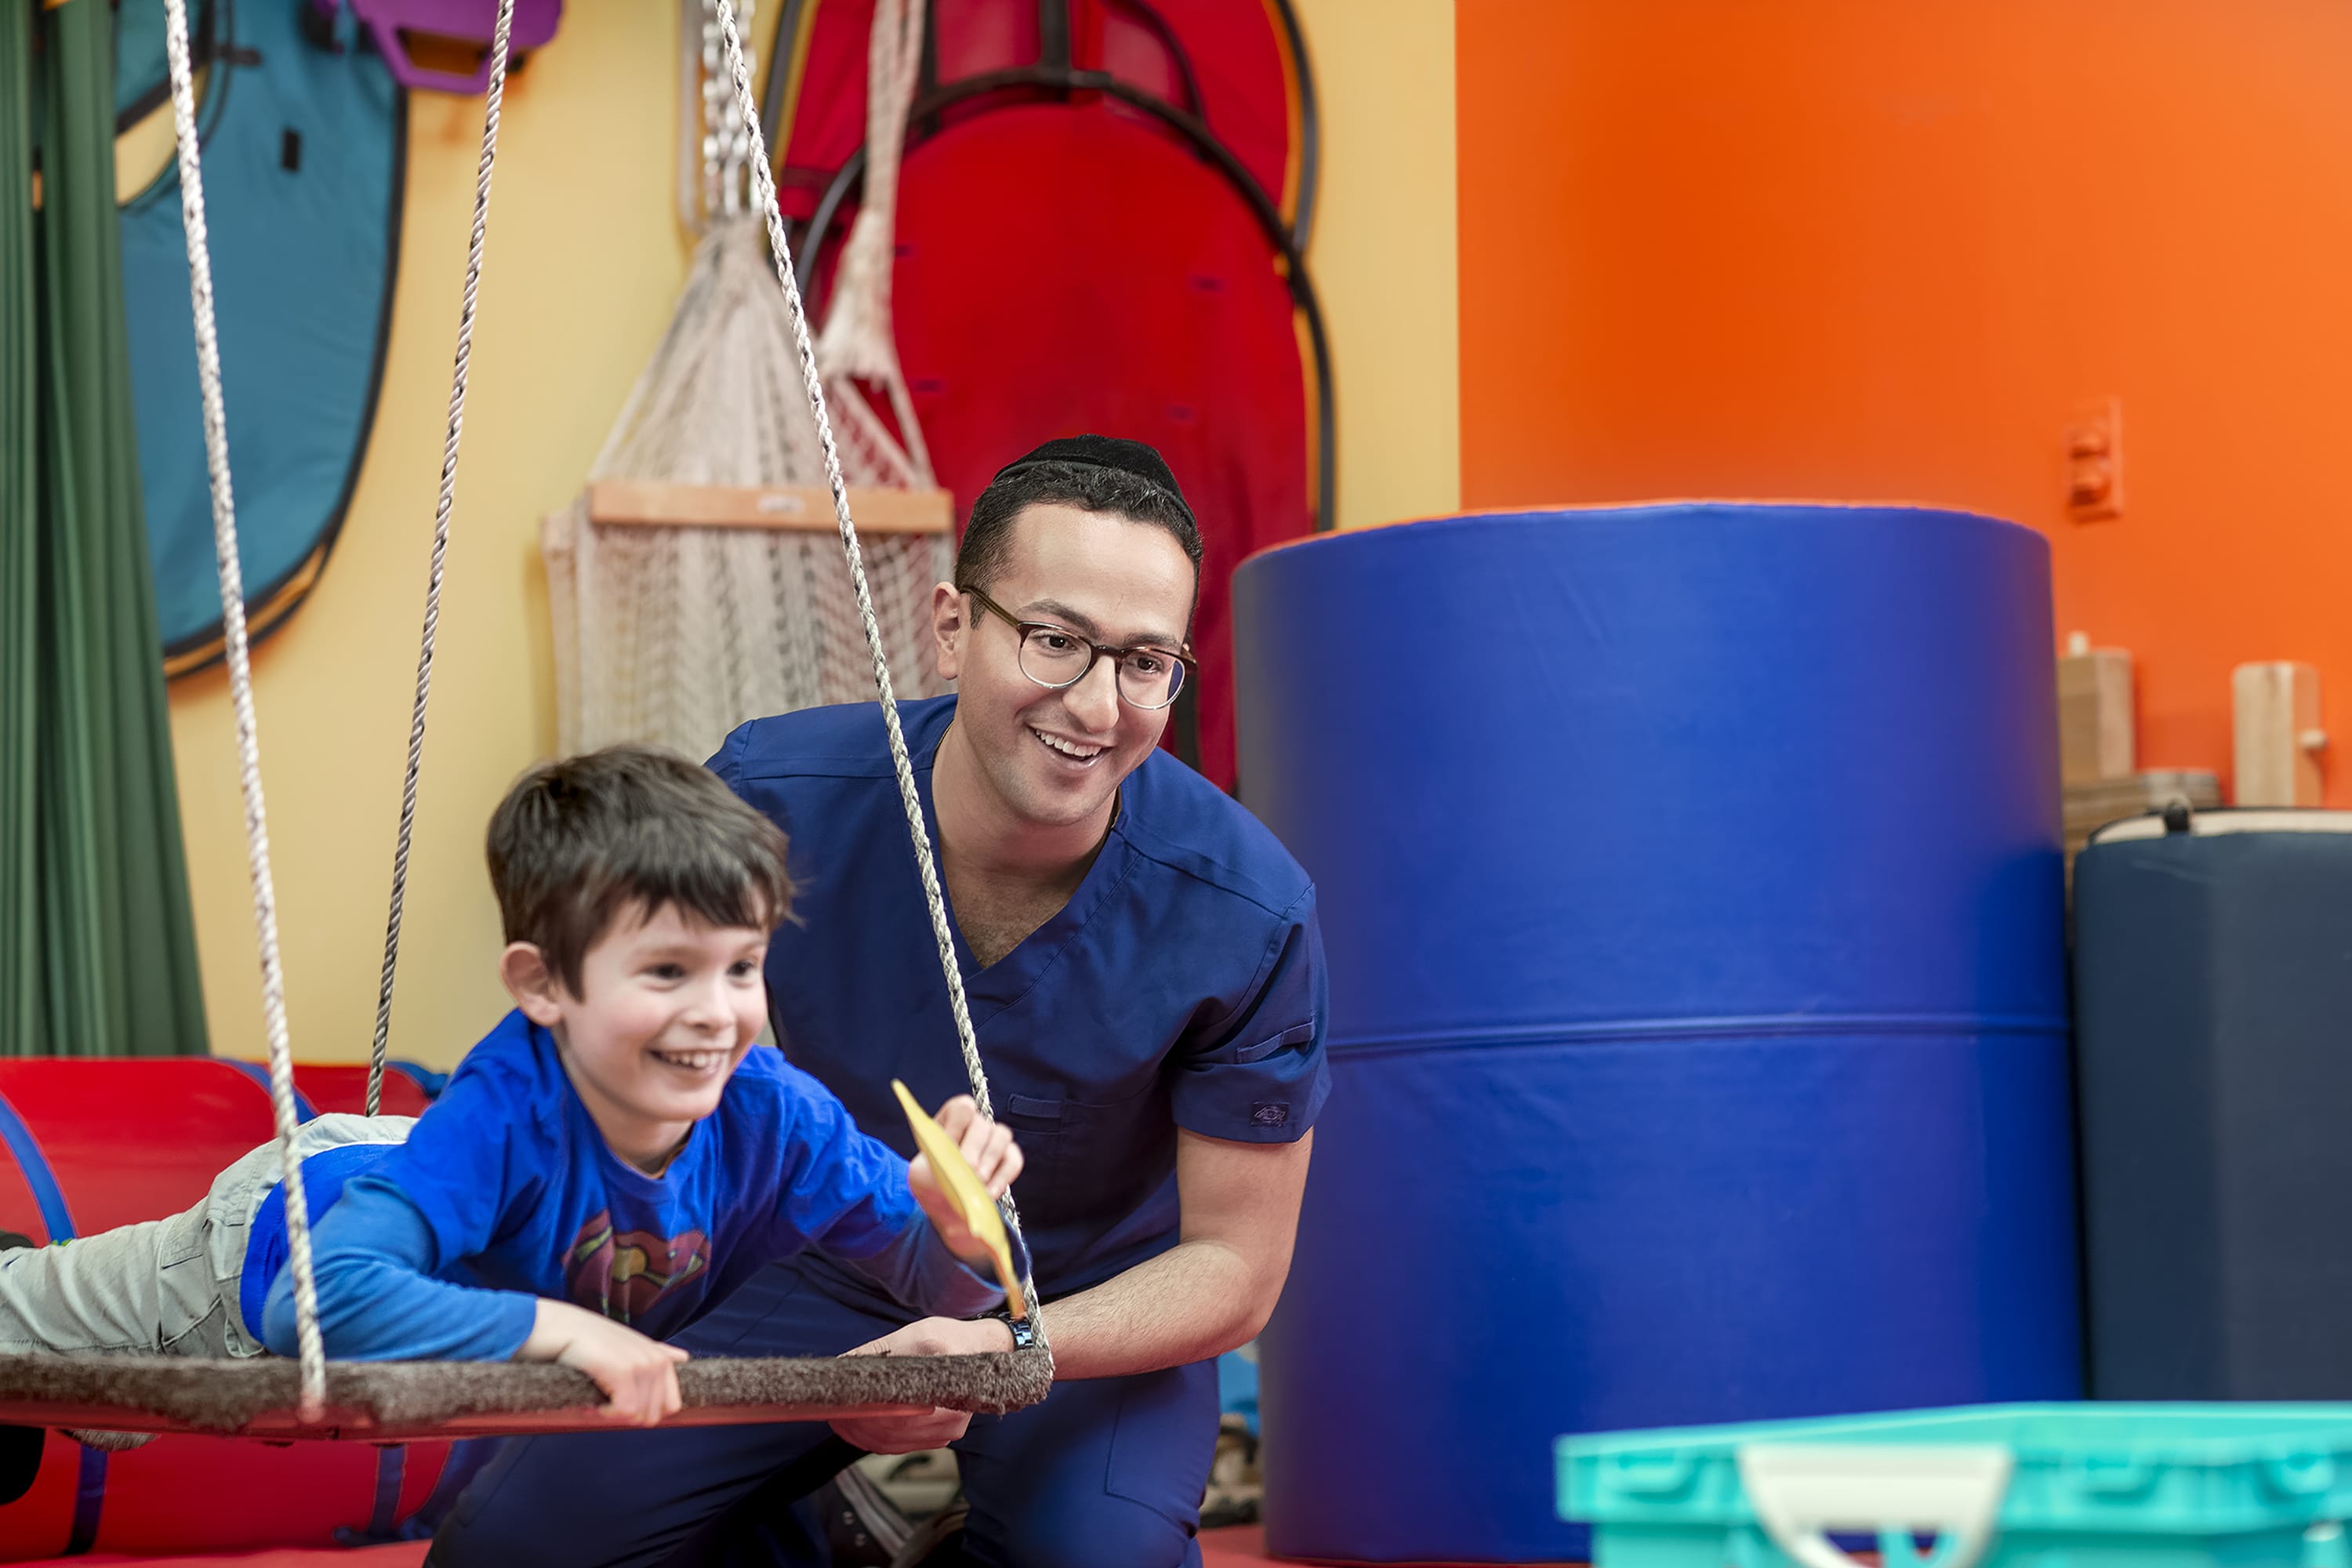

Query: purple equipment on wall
308,0,563,93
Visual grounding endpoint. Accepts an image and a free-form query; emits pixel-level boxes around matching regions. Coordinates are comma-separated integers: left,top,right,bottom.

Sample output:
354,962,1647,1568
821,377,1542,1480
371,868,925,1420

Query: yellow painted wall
169,7,699,1069
1290,0,1461,531
168,3,1459,1070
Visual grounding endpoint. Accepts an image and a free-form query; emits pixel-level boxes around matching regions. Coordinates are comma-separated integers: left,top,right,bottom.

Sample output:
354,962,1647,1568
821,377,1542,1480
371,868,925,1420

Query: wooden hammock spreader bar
585,477,955,534
0,1347,1054,1443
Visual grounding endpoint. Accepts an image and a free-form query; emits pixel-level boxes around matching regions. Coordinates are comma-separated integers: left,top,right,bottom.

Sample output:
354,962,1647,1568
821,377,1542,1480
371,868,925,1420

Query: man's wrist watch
978,1305,1037,1351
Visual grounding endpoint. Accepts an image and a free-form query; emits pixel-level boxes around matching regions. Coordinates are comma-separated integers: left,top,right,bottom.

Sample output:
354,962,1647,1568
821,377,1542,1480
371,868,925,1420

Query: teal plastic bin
1558,1405,2352,1568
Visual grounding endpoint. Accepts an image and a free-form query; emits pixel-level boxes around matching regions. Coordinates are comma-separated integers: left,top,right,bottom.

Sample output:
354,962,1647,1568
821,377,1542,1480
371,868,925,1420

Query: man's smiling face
934,502,1196,831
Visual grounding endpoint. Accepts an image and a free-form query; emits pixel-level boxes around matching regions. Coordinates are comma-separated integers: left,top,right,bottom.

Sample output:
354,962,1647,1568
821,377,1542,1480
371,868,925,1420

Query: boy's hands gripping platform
523,1298,691,1426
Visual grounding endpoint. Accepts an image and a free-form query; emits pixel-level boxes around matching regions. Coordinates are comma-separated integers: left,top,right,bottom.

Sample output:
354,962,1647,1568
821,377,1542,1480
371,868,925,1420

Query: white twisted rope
159,0,327,1420
699,0,760,223
368,0,517,1117
813,0,932,480
711,0,1044,1338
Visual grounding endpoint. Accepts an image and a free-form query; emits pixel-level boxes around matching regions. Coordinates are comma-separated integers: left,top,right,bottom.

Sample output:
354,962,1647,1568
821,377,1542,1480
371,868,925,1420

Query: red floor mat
11,1549,425,1567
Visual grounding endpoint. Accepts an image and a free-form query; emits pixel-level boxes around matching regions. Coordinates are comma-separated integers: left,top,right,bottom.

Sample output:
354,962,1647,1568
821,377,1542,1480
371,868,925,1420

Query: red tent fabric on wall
768,0,1329,789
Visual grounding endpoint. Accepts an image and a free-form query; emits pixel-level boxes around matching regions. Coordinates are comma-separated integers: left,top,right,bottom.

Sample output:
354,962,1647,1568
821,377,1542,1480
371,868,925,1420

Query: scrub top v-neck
907,715,1124,1019
710,695,1329,1301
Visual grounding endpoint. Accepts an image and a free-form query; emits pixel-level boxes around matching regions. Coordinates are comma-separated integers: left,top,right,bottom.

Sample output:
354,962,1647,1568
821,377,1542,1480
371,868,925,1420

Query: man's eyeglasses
961,585,1193,711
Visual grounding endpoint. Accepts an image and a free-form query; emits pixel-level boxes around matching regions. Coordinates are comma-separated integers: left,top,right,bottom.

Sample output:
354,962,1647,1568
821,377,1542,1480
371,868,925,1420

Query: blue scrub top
710,695,1330,1301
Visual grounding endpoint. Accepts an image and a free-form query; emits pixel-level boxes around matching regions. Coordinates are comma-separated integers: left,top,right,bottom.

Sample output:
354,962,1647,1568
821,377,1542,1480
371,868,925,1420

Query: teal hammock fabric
2,0,209,1058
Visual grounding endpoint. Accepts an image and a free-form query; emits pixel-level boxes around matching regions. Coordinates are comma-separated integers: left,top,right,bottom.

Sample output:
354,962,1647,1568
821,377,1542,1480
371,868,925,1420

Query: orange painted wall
1457,1,2352,802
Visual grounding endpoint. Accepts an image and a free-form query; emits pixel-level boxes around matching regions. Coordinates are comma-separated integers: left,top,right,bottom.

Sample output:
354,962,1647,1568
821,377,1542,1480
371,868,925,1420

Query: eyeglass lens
1018,627,1186,710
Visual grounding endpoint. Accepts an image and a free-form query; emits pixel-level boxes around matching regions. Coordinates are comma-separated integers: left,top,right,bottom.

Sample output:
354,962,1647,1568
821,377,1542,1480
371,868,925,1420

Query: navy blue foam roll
1232,505,2080,1564
2075,818,2352,1399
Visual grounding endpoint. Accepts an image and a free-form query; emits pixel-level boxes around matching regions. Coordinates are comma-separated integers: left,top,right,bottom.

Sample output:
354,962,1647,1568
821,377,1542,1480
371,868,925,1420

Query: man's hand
908,1095,1023,1265
1012,1128,1313,1381
520,1298,689,1427
828,1314,1014,1454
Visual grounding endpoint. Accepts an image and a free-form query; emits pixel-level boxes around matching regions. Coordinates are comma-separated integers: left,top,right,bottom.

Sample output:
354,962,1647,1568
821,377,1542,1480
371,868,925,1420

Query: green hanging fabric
1,0,209,1058
2,4,36,1056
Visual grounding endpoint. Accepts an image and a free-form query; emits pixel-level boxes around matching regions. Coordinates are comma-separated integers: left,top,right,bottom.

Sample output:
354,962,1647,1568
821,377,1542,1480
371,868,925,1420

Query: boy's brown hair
485,746,793,993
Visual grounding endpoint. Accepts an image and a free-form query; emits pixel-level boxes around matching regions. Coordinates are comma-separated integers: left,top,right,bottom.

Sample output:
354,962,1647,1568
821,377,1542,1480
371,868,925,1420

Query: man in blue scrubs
431,436,1327,1566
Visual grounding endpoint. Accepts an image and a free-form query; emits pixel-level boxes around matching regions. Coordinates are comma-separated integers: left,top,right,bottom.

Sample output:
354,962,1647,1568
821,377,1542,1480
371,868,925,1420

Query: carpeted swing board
0,1348,1053,1440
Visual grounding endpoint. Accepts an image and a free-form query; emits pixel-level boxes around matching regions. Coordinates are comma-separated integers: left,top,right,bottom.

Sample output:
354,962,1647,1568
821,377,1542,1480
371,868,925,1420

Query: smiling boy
0,746,1022,1433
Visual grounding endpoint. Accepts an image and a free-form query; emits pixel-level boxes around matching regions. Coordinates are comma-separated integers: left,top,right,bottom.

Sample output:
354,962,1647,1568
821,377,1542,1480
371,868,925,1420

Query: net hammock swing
545,0,953,765
0,0,1050,1443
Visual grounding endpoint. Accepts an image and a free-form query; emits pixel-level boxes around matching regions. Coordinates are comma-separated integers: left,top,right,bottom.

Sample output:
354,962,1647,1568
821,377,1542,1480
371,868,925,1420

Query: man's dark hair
485,746,792,995
954,434,1203,598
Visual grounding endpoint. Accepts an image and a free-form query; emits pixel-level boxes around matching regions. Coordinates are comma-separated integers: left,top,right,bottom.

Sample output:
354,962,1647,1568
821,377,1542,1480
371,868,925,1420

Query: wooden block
2232,661,2326,806
586,478,954,535
2058,641,2136,786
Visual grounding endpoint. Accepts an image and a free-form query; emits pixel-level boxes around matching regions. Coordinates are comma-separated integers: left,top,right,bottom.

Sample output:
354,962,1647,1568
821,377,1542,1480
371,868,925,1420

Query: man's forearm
1032,1236,1269,1381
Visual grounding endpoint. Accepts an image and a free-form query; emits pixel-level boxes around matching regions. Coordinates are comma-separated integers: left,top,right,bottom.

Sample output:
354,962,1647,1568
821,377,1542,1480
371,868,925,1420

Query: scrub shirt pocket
1000,1084,1168,1225
1000,1094,1071,1198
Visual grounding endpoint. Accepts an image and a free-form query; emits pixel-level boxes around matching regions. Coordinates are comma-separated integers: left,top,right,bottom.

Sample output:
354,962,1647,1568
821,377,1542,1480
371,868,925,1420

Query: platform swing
0,0,1046,1443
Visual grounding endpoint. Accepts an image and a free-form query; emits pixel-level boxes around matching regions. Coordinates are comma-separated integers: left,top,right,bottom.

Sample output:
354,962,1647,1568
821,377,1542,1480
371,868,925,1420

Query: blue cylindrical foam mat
1232,505,2081,1563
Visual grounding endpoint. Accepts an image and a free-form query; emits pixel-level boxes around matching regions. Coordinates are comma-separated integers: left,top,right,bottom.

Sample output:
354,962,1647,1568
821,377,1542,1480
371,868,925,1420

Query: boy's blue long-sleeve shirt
261,1010,1004,1360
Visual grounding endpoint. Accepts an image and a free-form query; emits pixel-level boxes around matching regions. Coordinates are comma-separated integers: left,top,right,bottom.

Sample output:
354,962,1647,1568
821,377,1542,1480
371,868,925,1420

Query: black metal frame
797,65,1335,537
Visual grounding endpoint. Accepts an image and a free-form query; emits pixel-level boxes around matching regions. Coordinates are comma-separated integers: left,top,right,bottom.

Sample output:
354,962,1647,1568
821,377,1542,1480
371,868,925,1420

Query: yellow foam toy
892,1080,1027,1319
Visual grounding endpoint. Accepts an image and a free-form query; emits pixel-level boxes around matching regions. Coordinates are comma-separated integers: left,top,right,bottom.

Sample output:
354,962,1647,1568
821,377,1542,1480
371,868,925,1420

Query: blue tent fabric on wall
114,0,404,673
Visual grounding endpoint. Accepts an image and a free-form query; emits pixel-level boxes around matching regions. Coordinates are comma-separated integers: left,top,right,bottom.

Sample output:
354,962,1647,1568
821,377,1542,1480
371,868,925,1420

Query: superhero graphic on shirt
564,1213,710,1326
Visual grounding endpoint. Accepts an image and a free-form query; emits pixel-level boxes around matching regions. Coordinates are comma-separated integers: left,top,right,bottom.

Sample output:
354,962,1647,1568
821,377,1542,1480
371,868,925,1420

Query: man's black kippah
989,434,1194,525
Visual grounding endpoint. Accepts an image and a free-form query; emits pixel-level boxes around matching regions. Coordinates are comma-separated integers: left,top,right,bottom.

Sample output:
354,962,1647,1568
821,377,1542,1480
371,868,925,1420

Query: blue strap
389,1060,448,1099
368,1443,407,1536
0,1089,105,1554
0,1090,74,1242
221,1060,318,1123
397,1438,498,1540
67,1447,105,1555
